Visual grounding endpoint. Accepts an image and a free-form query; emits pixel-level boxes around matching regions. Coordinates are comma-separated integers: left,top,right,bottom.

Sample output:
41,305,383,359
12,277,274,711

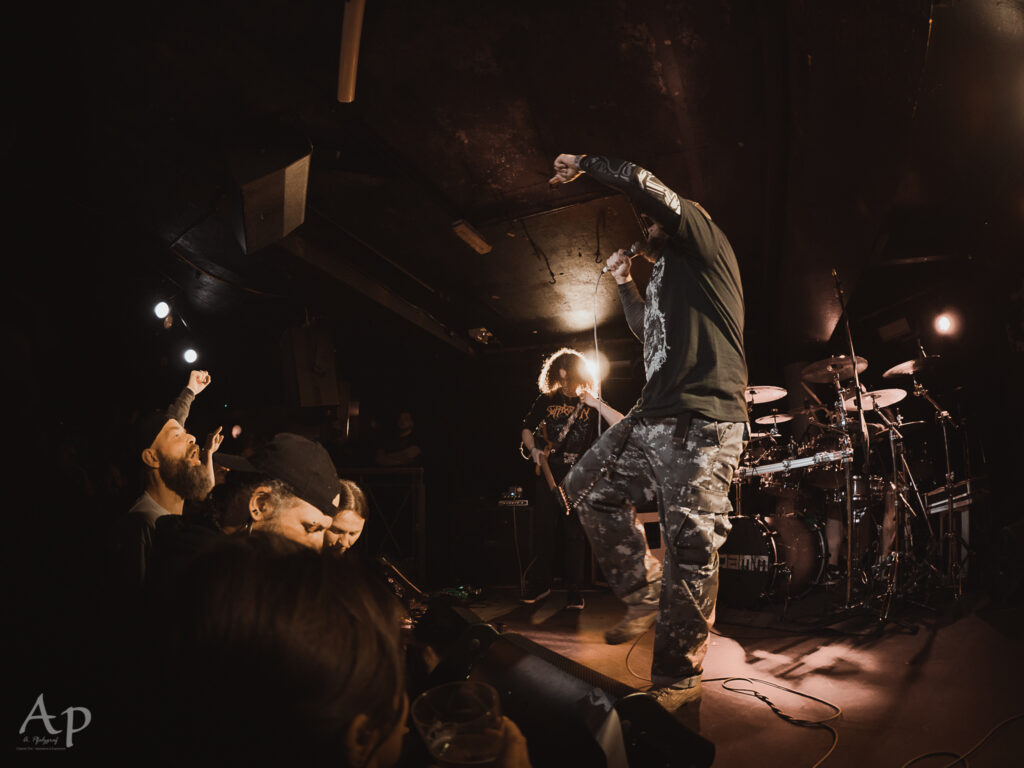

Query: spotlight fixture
154,301,170,319
934,312,958,336
468,327,496,344
452,219,492,254
184,348,199,364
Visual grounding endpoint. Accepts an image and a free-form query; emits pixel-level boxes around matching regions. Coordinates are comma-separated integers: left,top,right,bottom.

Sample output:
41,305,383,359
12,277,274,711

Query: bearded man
110,370,221,591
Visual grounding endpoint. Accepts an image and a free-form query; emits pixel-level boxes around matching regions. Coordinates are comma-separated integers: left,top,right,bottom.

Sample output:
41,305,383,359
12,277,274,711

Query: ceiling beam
279,233,476,355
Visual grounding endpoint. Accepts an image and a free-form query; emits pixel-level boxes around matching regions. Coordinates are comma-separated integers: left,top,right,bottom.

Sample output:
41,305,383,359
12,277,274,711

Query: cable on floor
703,676,841,768
899,711,1024,768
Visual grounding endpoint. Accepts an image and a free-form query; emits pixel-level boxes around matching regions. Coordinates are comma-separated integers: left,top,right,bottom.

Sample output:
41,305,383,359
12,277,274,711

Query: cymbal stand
832,268,869,608
829,367,858,608
871,408,930,616
911,375,963,599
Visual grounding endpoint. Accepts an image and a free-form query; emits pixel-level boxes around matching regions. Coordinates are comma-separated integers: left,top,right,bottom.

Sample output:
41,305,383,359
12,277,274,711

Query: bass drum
718,511,827,608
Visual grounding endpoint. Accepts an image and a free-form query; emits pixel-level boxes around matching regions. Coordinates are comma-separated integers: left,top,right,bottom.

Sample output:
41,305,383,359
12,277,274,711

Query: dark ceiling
10,0,1024,419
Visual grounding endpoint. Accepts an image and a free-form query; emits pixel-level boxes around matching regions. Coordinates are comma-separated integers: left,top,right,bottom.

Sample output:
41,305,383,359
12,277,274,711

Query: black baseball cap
215,433,341,517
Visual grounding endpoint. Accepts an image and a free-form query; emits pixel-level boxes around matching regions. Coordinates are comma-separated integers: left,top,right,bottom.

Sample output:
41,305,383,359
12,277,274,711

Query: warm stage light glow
934,312,958,335
586,352,611,382
231,424,242,439
154,301,170,319
184,348,198,363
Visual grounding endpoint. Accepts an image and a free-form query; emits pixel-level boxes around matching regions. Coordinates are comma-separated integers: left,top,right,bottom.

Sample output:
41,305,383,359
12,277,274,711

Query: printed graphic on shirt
546,403,592,421
644,258,669,380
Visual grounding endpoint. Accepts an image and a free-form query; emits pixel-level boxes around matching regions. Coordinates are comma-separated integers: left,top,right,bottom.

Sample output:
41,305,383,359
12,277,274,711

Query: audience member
376,410,422,466
325,478,368,555
108,370,220,589
137,534,531,767
213,432,340,550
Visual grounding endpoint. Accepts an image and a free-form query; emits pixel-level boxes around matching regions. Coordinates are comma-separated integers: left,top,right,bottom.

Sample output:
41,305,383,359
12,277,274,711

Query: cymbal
755,412,793,425
744,385,787,404
801,355,868,384
843,388,907,411
749,431,772,439
882,356,942,378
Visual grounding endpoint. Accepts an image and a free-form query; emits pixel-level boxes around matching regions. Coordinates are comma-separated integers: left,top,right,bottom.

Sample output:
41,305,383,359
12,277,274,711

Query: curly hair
537,347,595,397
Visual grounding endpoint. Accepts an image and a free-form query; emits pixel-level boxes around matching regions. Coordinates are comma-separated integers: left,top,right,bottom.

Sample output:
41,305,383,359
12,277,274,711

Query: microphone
602,241,644,273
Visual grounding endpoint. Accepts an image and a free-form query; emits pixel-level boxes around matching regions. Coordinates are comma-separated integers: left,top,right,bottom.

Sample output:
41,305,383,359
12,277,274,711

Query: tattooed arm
549,153,684,231
549,153,717,263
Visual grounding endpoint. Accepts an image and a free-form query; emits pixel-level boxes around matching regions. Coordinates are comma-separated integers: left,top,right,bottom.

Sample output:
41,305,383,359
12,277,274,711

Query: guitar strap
552,399,586,449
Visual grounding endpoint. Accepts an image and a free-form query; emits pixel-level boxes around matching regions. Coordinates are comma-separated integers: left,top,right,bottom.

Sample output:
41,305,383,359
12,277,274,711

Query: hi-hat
755,412,793,425
744,385,787,404
749,431,772,439
801,355,868,383
843,388,907,411
882,356,942,378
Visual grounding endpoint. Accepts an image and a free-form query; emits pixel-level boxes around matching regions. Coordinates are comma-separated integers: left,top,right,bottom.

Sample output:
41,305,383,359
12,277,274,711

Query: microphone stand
832,269,870,609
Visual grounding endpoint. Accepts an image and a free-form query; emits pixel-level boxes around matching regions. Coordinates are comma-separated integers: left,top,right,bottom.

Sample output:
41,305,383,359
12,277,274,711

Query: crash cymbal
755,412,794,425
744,385,787,404
843,388,907,411
801,355,868,384
882,356,942,378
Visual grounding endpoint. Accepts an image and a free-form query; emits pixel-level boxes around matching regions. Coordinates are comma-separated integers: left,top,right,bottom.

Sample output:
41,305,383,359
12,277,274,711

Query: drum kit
720,350,966,619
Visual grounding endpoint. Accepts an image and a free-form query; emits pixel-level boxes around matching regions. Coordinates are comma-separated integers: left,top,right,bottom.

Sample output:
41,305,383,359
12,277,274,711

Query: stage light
586,352,610,381
231,425,242,439
184,348,198,364
934,312,958,335
154,301,170,319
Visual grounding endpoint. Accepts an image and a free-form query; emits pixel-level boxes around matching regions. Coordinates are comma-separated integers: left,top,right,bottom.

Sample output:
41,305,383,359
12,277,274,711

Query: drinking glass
411,681,503,766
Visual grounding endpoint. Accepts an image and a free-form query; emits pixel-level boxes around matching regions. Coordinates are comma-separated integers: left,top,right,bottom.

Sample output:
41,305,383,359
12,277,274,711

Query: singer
549,153,749,711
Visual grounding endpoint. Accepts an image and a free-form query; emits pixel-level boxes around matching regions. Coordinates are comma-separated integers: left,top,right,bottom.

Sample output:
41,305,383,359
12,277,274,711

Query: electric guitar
534,423,558,492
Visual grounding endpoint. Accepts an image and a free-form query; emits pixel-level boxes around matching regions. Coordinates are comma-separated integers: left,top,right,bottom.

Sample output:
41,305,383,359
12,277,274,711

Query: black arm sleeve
618,281,646,341
165,387,195,427
579,155,683,232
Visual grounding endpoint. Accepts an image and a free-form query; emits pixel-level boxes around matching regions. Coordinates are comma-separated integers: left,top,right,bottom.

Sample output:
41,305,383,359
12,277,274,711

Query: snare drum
719,512,827,607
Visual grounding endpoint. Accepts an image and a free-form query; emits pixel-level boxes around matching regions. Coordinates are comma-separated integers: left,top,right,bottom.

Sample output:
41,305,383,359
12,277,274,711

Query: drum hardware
908,366,964,598
733,447,853,480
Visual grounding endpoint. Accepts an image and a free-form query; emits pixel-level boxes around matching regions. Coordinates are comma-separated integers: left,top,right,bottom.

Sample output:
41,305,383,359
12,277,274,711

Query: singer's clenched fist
549,154,582,185
187,370,212,394
604,249,633,284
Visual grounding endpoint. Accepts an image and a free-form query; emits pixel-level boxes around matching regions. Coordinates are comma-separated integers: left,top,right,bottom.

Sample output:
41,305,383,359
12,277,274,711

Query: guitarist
520,348,624,609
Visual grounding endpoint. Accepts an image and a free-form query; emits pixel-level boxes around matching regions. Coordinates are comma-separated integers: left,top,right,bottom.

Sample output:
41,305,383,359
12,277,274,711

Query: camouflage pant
561,414,747,685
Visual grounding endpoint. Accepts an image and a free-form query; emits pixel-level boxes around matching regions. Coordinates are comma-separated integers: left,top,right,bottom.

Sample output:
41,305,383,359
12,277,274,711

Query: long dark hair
144,534,406,766
339,478,369,519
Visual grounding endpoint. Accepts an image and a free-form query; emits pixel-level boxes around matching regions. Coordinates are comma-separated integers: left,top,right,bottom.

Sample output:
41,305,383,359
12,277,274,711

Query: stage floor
465,586,1023,767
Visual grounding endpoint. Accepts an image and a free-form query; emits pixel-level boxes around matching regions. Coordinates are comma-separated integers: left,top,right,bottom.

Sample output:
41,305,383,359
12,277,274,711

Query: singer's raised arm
576,155,719,266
